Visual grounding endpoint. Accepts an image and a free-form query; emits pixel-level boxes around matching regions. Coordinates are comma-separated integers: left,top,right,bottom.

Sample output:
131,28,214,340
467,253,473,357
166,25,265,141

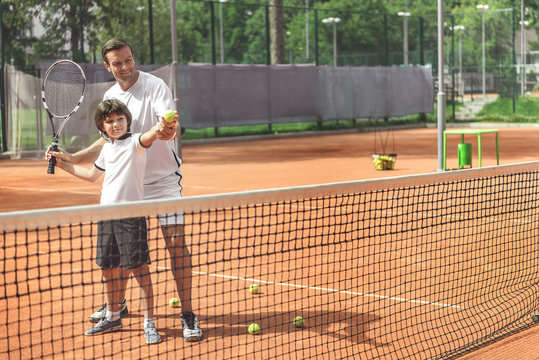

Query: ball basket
372,154,397,170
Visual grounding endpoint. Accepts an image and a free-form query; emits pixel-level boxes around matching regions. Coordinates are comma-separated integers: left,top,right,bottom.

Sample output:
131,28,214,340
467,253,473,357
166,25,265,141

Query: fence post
0,3,6,152
210,1,216,65
383,14,388,66
314,9,319,65
265,5,271,65
511,7,516,113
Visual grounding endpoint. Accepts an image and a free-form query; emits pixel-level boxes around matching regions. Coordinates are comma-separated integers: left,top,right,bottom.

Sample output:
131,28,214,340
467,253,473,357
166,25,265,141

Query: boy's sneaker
180,311,202,342
89,299,128,323
144,320,162,344
85,318,122,335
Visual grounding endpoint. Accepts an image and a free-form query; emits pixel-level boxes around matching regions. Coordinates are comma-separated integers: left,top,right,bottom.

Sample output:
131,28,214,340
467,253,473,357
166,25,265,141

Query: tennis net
1,162,538,359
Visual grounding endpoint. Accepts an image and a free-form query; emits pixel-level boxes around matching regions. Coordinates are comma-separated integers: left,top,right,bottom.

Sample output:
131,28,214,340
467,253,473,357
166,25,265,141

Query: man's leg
161,224,202,341
161,224,192,312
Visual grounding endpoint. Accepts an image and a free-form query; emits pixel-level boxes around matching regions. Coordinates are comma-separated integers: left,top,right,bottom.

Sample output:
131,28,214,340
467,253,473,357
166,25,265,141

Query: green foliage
477,96,539,121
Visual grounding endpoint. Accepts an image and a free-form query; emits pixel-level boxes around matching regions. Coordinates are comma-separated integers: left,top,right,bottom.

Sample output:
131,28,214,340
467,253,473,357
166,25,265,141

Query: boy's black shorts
96,217,150,270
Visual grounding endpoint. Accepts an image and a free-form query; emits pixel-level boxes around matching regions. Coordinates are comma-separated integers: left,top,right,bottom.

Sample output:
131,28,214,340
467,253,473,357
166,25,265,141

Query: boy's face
102,113,128,141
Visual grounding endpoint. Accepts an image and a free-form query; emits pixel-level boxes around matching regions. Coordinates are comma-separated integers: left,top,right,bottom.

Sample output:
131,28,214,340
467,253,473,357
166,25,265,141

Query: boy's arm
46,137,106,164
56,159,103,183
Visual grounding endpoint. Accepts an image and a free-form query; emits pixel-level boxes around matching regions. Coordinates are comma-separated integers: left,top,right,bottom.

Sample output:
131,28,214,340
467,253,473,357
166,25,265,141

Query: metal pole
170,0,181,158
333,22,337,66
482,12,485,97
404,0,409,65
79,0,85,62
520,0,526,96
437,0,445,171
219,0,225,63
149,0,154,63
305,0,309,60
0,2,7,152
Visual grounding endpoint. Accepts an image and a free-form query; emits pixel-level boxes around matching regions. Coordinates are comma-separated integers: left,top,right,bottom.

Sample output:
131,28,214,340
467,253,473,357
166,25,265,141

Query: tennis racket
42,60,86,174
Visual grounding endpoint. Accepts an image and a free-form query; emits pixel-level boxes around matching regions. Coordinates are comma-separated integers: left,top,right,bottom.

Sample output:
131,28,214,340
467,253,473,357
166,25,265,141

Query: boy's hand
45,145,72,163
157,112,179,140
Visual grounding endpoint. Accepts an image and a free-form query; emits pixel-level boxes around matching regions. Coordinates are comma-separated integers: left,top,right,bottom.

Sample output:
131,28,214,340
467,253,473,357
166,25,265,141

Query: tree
269,0,285,64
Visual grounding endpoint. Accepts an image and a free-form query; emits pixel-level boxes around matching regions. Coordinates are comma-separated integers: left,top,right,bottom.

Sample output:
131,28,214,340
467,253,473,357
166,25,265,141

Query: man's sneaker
144,320,162,344
85,318,122,335
89,299,128,323
180,311,202,342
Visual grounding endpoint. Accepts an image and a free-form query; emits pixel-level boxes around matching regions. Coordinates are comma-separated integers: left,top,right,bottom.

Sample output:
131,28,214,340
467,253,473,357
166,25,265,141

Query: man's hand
157,112,180,140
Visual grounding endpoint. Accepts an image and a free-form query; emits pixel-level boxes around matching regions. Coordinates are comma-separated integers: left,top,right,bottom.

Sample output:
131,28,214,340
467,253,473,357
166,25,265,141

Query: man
47,38,202,342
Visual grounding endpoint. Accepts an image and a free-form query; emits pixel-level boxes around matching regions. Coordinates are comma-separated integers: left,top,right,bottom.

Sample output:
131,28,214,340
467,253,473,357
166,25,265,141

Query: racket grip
47,144,58,175
47,157,56,174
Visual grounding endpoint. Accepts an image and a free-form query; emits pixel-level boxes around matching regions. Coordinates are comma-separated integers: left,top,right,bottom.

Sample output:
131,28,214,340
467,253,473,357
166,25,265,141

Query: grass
182,115,437,140
477,96,539,123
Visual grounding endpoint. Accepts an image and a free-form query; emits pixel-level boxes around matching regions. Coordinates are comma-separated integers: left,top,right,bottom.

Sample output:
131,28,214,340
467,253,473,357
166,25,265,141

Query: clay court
1,126,538,359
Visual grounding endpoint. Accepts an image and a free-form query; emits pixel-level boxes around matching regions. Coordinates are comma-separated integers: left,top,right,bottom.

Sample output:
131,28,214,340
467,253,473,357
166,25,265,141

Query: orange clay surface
0,126,538,359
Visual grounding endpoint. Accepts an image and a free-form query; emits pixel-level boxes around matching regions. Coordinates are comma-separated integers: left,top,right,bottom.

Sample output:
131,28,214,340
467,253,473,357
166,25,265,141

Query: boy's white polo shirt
94,133,148,206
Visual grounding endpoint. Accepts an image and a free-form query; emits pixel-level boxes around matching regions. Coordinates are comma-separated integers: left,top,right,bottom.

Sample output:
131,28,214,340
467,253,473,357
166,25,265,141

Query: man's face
103,46,137,88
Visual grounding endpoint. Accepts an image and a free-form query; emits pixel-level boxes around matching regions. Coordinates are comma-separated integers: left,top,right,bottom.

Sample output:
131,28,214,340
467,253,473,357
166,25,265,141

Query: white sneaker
180,311,202,342
88,298,128,323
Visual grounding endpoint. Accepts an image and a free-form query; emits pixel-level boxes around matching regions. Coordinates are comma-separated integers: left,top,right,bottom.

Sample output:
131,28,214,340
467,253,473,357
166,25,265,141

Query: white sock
144,318,154,328
108,310,120,321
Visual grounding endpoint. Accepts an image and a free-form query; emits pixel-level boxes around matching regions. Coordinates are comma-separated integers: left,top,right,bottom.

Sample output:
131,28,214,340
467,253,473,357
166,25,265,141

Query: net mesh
1,162,538,359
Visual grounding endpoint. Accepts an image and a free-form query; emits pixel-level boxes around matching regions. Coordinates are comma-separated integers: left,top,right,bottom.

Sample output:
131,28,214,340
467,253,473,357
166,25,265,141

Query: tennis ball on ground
248,323,261,335
293,316,304,328
249,284,259,294
169,297,180,308
163,110,177,123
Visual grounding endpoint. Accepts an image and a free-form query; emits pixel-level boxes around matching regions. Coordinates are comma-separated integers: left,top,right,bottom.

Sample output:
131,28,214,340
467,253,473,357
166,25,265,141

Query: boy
50,99,174,344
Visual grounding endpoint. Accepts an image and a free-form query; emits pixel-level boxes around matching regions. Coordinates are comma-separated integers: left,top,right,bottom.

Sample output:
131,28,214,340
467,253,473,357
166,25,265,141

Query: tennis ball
249,284,259,294
293,316,304,328
248,323,261,335
169,297,180,308
163,110,176,123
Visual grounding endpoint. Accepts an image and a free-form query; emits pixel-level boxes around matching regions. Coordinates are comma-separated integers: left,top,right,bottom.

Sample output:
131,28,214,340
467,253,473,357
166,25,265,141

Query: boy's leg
132,264,161,344
131,264,154,319
85,268,123,335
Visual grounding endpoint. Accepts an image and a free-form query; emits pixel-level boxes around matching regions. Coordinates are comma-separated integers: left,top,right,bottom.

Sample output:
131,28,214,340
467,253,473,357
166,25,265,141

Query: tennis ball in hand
163,110,177,123
248,323,261,335
249,284,259,294
169,297,180,308
293,316,304,328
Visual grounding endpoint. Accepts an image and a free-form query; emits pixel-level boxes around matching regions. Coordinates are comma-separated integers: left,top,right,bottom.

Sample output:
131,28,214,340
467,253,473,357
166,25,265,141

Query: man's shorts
144,172,185,226
96,217,150,270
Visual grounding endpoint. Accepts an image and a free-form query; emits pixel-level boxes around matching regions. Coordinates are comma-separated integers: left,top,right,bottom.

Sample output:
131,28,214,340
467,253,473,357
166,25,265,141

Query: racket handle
47,144,58,175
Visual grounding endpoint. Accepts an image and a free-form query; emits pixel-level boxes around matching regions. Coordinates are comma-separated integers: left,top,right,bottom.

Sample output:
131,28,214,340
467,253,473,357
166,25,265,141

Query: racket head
42,59,86,120
42,60,86,174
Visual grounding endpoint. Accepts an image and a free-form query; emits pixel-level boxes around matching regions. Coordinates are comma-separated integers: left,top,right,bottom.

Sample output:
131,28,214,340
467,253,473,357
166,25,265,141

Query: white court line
0,185,97,195
155,266,461,309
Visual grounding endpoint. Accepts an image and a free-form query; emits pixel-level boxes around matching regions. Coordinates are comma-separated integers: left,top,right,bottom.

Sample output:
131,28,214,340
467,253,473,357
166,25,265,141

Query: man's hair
95,99,132,136
101,38,134,64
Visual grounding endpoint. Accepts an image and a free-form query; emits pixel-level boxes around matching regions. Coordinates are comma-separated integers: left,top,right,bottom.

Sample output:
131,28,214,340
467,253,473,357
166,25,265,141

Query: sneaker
180,311,202,342
89,299,129,323
85,318,122,335
144,320,162,344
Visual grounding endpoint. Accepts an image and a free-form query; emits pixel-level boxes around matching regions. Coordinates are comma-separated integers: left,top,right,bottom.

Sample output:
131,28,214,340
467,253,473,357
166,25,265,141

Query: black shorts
96,217,150,270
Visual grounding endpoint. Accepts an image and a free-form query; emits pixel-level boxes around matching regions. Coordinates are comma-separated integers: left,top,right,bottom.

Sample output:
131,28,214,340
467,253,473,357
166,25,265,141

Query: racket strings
44,63,85,117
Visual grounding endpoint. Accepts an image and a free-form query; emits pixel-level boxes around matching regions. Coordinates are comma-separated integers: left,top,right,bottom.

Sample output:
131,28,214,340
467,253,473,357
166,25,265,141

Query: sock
108,310,120,321
144,318,154,328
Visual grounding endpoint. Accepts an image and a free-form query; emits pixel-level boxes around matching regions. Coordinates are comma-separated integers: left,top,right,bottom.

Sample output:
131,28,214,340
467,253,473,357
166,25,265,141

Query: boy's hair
95,99,132,138
101,38,134,64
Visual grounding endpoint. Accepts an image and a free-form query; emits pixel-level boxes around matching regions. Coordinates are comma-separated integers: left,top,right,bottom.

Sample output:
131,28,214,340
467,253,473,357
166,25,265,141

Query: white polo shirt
94,133,147,206
103,71,181,185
